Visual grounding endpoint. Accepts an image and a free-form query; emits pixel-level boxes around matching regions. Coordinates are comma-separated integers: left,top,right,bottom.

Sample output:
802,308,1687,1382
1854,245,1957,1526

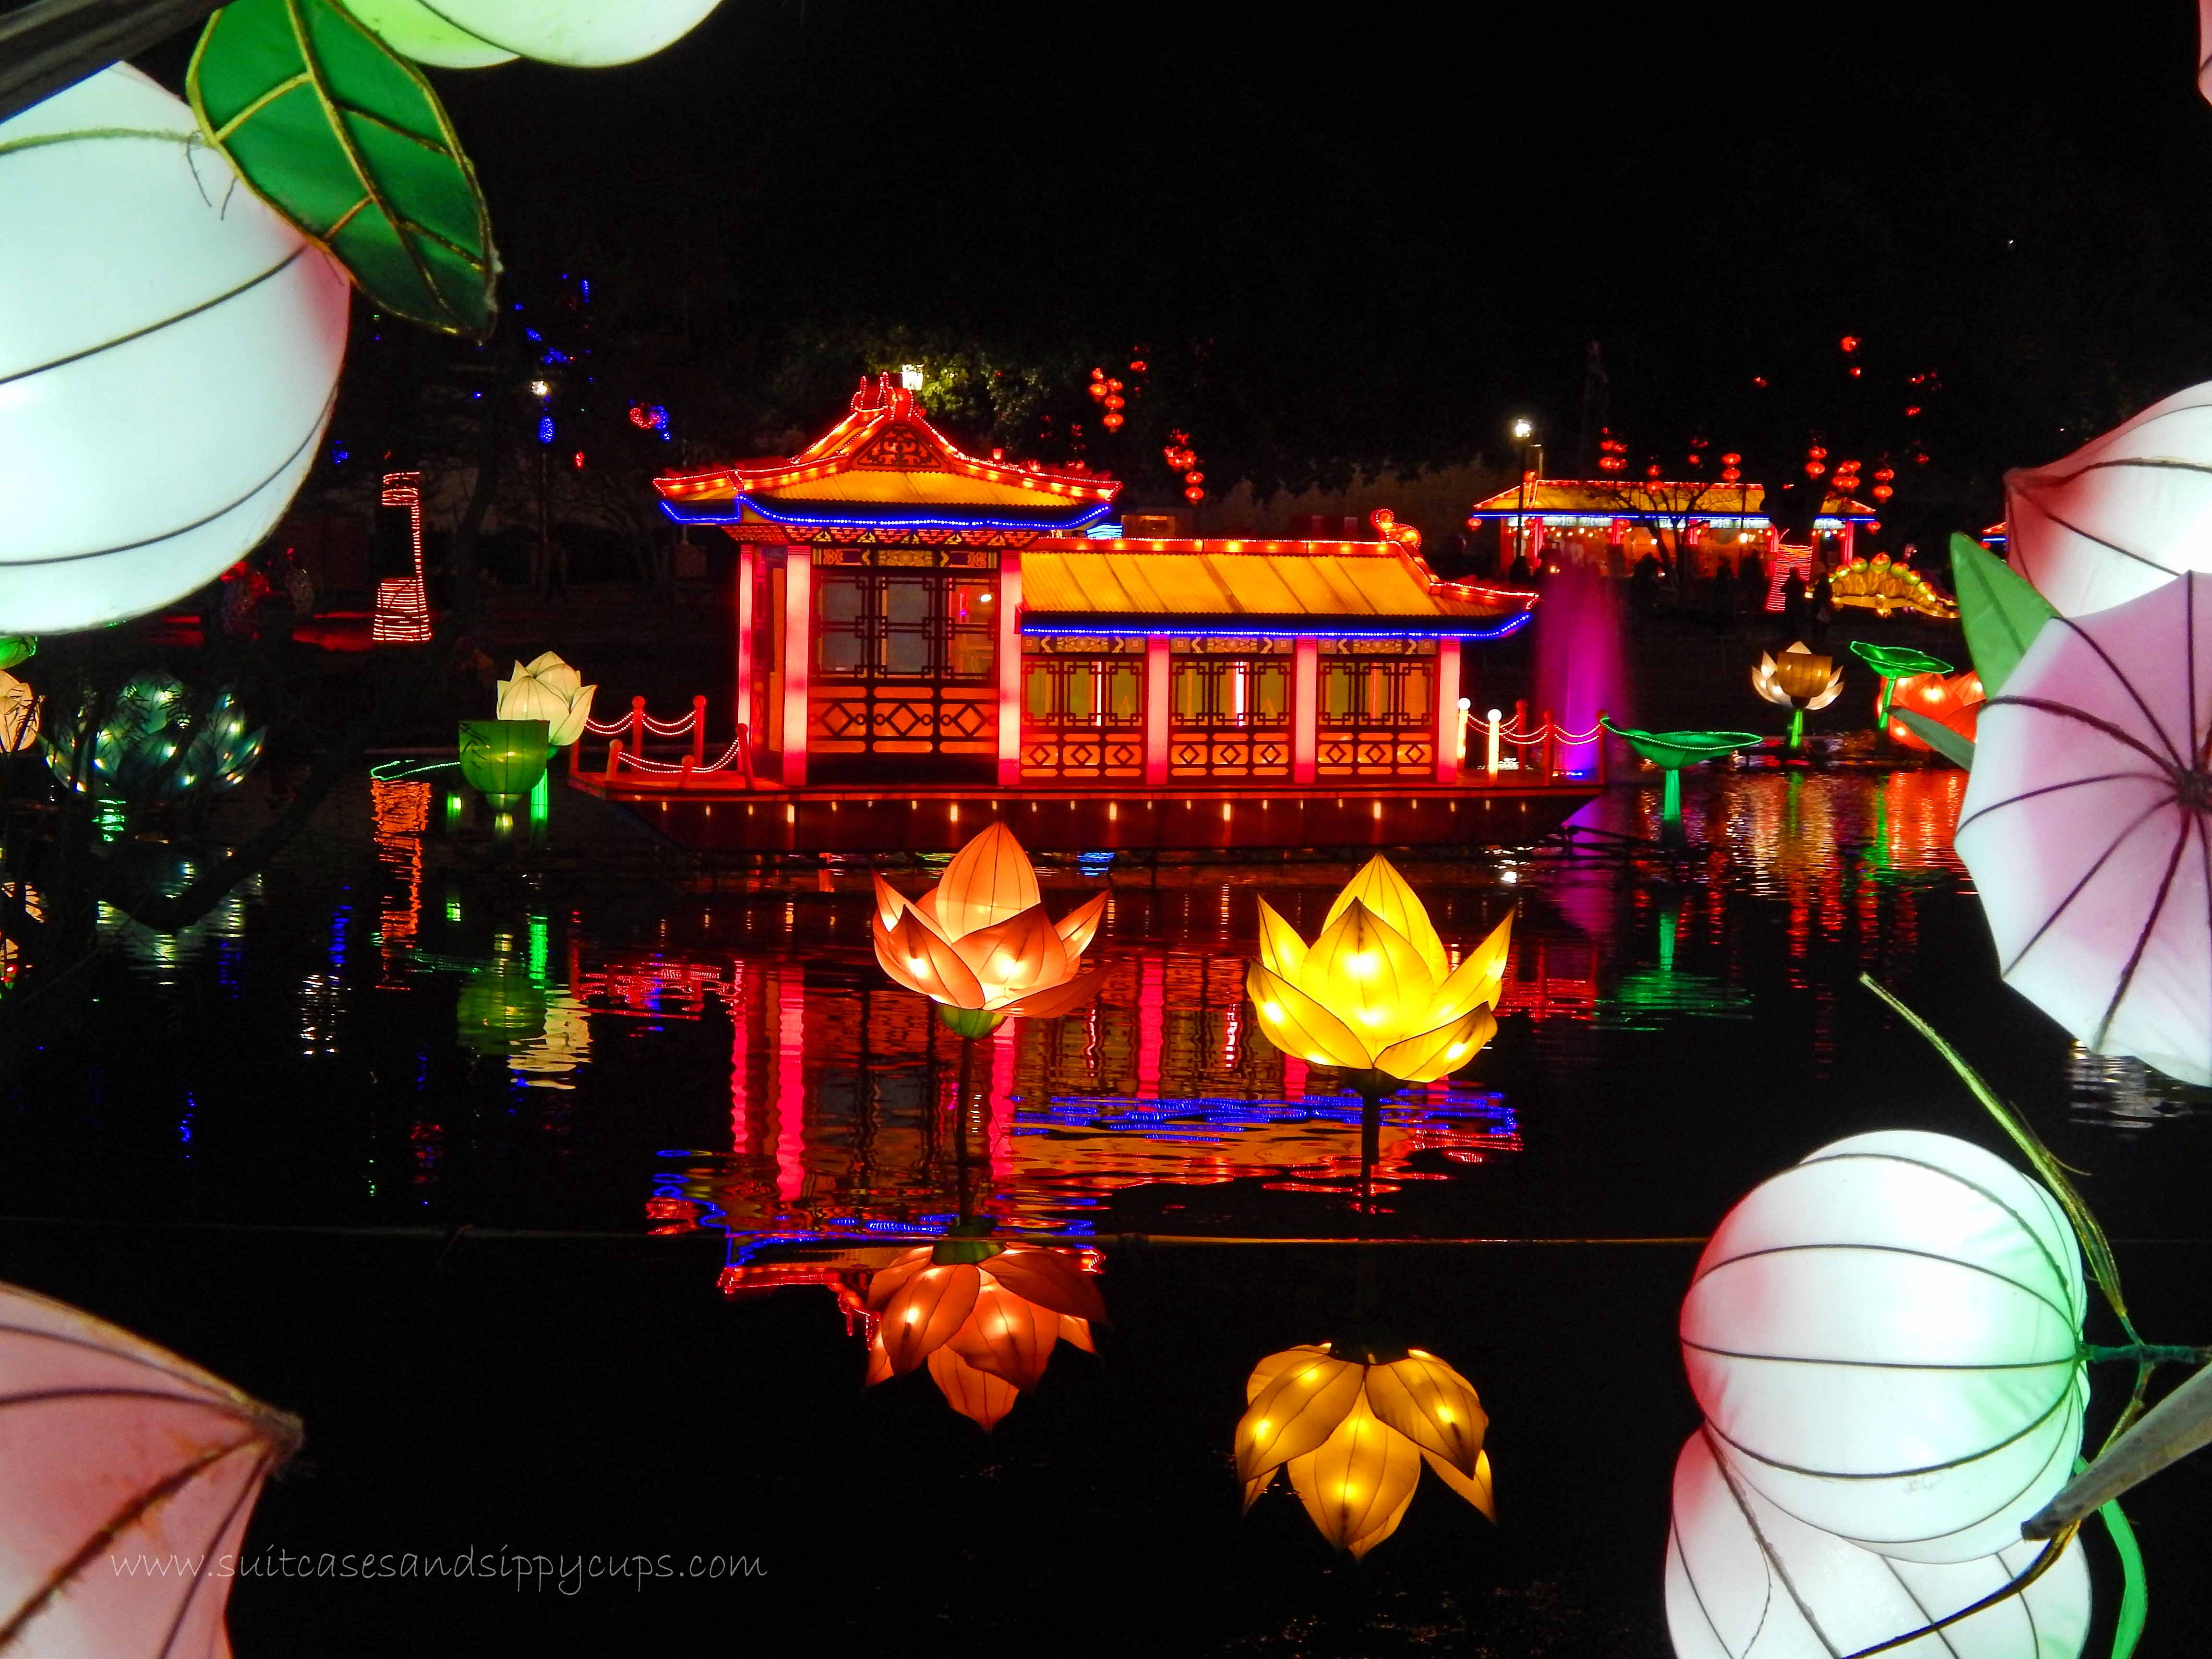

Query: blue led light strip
661,498,1115,534
1021,612,1535,642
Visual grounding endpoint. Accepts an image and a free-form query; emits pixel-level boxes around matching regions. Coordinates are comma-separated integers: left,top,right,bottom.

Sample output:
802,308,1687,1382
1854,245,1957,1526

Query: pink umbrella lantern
1955,571,2212,1084
0,1283,298,1655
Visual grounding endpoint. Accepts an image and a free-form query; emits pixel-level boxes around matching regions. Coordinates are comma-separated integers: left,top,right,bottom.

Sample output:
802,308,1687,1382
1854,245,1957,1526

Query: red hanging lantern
1873,466,1895,482
1721,452,1741,466
1839,335,1860,353
1646,464,1662,478
1102,412,1124,430
1872,483,1894,501
1107,379,1123,393
1088,381,1107,399
1848,366,1863,378
1904,405,1923,418
1808,445,1828,459
1184,485,1205,504
1104,394,1125,410
1721,467,1742,483
1805,461,1827,478
1130,359,1147,372
1185,470,1204,486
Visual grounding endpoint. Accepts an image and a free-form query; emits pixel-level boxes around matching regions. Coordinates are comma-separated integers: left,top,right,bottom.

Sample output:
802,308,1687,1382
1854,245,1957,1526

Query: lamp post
1511,418,1541,573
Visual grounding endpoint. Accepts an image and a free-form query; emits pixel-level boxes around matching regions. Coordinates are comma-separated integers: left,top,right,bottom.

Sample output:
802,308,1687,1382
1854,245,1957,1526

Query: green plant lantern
1601,720,1760,829
457,719,549,810
1849,640,1954,729
43,673,264,804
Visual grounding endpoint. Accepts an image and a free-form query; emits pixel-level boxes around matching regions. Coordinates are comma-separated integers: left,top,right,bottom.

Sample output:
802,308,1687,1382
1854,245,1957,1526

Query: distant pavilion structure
1464,480,1880,577
575,376,1589,852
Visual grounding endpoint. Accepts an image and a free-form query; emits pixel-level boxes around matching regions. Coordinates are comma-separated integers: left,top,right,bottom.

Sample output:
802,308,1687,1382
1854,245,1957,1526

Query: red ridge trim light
653,377,1123,507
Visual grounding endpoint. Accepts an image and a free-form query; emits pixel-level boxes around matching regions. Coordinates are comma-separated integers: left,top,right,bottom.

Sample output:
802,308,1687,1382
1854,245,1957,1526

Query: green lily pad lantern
457,718,549,810
1603,720,1761,830
1849,640,1954,729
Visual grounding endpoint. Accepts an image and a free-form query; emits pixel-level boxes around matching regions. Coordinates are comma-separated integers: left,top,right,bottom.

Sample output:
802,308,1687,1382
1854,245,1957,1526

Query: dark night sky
127,1,2212,512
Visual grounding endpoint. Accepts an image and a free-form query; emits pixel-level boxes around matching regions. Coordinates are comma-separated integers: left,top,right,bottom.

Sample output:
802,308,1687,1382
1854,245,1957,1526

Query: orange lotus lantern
1886,669,1984,753
1246,855,1510,1094
871,824,1107,1035
1236,1340,1495,1558
863,1240,1106,1429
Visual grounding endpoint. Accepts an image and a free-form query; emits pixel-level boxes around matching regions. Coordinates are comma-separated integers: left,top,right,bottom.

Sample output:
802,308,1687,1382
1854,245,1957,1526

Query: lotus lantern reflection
863,1240,1106,1430
871,824,1107,1035
1236,1341,1495,1558
1246,855,1508,1087
495,651,597,747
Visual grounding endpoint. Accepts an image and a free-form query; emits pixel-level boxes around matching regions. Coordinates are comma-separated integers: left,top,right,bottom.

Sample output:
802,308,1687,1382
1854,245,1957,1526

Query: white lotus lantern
2006,380,2212,616
0,66,350,636
495,651,596,747
338,0,724,67
1665,1429,2091,1659
1680,1130,2087,1562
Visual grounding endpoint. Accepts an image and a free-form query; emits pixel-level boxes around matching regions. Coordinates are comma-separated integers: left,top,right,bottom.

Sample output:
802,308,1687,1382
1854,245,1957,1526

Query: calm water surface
6,764,2208,1656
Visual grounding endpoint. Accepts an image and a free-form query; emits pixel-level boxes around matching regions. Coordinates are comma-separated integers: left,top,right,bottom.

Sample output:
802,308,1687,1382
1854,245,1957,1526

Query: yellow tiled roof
1466,480,1875,517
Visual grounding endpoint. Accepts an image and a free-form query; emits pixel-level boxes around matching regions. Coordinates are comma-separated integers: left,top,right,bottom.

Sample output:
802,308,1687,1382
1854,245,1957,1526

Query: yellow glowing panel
1201,555,1302,613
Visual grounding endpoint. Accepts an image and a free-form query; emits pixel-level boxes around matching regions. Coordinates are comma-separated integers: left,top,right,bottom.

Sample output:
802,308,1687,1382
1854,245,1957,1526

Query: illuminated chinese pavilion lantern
338,0,725,67
1680,1131,2086,1562
0,66,349,634
1666,1429,2090,1659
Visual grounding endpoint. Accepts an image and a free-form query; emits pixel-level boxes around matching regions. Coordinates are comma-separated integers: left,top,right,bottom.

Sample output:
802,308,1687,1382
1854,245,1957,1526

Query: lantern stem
1661,767,1682,827
1876,675,1896,732
1787,707,1805,752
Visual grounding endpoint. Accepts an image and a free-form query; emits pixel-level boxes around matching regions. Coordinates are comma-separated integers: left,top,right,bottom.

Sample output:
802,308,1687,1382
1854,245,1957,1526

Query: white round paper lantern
1666,1430,2090,1659
0,66,349,635
1680,1131,2087,1562
339,0,724,68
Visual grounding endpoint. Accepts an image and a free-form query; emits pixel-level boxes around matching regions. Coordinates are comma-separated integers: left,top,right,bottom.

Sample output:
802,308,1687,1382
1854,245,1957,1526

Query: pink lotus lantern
1956,571,2212,1083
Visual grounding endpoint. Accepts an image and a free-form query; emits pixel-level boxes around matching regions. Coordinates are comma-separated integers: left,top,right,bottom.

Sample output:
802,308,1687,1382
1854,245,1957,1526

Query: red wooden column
997,552,1023,787
1143,635,1171,786
780,548,810,787
734,543,756,745
1433,637,1462,784
1291,636,1319,785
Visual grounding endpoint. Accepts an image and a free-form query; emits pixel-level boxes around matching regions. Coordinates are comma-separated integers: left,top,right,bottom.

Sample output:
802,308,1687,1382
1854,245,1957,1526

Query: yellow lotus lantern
871,824,1107,1035
0,671,36,754
495,651,597,748
1237,1341,1495,1558
1752,641,1845,750
863,1240,1106,1430
1246,856,1508,1090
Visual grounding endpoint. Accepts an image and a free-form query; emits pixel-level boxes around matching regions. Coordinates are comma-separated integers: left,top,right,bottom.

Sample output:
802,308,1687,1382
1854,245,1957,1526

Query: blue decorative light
664,497,1115,534
524,327,543,342
537,416,555,445
1021,612,1535,642
329,441,349,465
541,349,571,365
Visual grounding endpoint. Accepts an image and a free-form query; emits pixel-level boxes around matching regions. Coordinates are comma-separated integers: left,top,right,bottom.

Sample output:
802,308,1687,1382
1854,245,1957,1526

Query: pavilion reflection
592,942,1523,1250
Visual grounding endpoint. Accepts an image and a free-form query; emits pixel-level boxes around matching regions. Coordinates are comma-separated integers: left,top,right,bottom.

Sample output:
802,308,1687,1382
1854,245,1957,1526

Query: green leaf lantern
188,0,498,336
457,718,548,810
1949,533,2057,697
1601,719,1759,828
1848,639,1955,728
43,673,264,803
0,638,35,673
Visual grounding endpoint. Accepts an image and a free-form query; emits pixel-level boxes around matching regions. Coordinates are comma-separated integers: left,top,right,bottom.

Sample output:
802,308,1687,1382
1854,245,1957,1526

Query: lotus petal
873,907,987,1010
1053,892,1108,961
998,967,1103,1022
1254,897,1310,980
1367,1352,1488,1478
933,822,1043,940
1423,1447,1496,1520
1283,1396,1423,1558
1429,908,1513,1023
1235,1350,1364,1481
981,1247,1107,1324
1374,1006,1497,1084
948,902,1071,1008
1241,1471,1274,1514
1299,900,1435,1045
926,1345,1020,1431
864,1247,933,1311
948,1279,1059,1390
1805,669,1845,711
1324,855,1450,981
877,1263,981,1374
1247,963,1374,1070
1245,1343,1332,1405
871,872,913,931
1058,1315,1094,1353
